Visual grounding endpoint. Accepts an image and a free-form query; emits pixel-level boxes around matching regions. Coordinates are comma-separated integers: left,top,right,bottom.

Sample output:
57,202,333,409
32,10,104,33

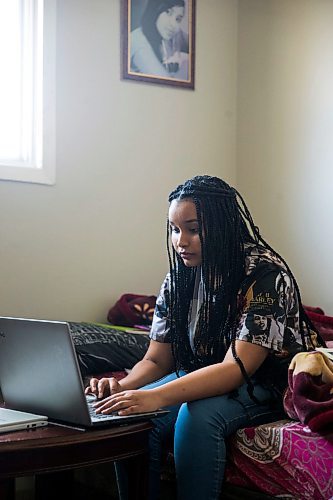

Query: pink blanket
225,344,333,498
226,419,333,499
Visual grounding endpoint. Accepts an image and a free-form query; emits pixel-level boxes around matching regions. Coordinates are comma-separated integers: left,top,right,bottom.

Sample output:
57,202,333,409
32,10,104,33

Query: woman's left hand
93,389,163,416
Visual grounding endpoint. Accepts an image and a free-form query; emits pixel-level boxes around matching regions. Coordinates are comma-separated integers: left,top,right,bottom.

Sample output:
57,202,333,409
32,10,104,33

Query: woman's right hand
85,377,123,399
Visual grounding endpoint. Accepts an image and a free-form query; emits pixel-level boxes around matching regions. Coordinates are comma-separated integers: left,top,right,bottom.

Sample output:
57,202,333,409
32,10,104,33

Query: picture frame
121,0,196,89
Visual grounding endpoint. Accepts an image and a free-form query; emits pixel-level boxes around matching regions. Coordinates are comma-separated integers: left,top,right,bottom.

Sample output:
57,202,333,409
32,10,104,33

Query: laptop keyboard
86,396,118,421
88,402,114,420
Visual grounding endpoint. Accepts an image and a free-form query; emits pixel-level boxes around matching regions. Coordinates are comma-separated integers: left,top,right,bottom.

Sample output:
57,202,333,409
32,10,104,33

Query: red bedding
304,306,333,342
225,419,333,499
225,308,333,498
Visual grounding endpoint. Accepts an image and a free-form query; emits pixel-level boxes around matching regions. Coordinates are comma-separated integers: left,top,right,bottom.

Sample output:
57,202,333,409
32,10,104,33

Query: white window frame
0,0,56,185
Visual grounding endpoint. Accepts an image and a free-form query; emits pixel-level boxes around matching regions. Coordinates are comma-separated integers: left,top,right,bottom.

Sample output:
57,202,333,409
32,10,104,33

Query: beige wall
1,0,332,322
237,0,333,314
0,0,238,322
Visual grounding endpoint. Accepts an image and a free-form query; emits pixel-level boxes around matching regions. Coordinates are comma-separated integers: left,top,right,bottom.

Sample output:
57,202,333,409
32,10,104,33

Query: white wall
1,0,332,321
0,0,238,322
237,0,333,314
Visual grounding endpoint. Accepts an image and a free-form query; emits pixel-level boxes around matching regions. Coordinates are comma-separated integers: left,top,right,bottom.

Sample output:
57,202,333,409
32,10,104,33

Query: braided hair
166,175,324,397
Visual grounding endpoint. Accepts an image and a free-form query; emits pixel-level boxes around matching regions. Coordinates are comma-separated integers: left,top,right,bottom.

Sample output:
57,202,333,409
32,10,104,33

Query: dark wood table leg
127,452,149,500
35,470,75,500
0,478,15,500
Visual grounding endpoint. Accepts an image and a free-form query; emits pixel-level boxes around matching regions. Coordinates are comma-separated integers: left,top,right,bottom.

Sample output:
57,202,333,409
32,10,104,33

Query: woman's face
169,199,202,267
156,6,185,41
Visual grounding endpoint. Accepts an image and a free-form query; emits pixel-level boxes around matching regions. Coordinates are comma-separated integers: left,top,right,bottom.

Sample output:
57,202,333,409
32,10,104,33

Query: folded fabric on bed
69,322,149,376
283,350,333,432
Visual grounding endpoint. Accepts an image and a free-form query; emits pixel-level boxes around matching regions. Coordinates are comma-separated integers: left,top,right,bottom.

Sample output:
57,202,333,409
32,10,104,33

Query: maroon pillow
305,309,333,342
107,293,157,327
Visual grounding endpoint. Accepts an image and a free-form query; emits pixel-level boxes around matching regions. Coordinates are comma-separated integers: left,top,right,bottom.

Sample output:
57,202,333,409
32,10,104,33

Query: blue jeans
115,371,284,500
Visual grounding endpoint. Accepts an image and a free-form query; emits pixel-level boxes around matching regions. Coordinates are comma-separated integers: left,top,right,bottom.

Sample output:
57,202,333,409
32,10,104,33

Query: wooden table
0,421,153,499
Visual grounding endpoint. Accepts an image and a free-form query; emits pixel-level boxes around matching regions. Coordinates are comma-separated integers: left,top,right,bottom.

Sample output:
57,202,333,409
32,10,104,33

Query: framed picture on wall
121,0,196,89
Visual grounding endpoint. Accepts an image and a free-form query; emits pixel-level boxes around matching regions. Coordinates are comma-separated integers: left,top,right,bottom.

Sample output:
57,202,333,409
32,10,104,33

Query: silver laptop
0,407,48,433
0,316,168,428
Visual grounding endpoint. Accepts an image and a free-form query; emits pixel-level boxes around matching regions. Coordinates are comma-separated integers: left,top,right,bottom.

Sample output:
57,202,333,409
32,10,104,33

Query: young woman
130,0,189,79
86,175,324,500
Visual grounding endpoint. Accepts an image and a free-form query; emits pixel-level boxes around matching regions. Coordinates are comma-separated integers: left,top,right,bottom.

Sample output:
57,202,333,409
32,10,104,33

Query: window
0,0,56,185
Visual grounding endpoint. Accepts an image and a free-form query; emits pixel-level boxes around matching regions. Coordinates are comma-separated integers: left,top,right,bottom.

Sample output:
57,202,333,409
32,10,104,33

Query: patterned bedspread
225,419,333,499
